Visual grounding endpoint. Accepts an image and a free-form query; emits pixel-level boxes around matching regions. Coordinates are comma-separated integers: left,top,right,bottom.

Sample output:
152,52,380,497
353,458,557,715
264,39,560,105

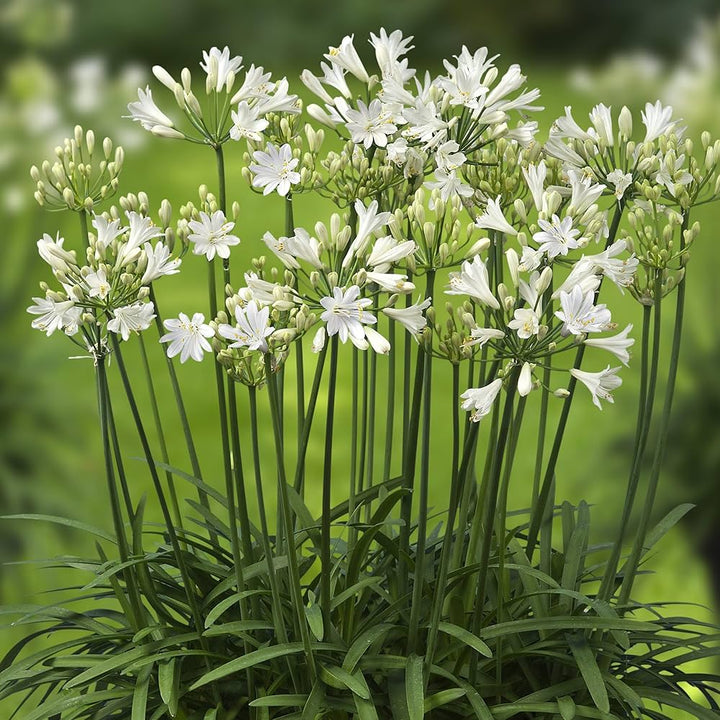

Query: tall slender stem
383,318,396,481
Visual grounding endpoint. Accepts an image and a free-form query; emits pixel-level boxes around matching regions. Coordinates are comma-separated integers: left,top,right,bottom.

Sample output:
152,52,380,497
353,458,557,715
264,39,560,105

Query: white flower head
364,326,391,354
508,307,540,339
475,196,517,236
589,103,614,146
325,34,370,83
342,199,392,269
365,271,414,293
262,231,300,269
92,214,125,251
250,143,301,197
201,46,243,93
27,297,77,336
161,312,214,362
320,285,376,345
107,302,156,341
126,86,177,135
446,256,500,309
606,169,633,200
141,242,181,284
570,365,622,409
464,326,505,348
641,101,677,143
382,297,431,336
84,267,112,299
37,232,76,273
345,99,397,149
533,214,583,259
369,28,415,76
522,161,547,212
584,324,634,366
188,210,240,260
230,101,269,142
461,377,503,422
368,235,416,272
218,301,275,353
425,168,473,201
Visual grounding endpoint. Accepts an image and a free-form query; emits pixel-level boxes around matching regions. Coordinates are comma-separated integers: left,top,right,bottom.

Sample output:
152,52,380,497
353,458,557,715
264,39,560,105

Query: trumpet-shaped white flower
606,169,633,200
345,99,397,149
230,101,269,142
589,103,614,146
365,271,415,293
370,28,415,77
161,312,214,362
446,256,500,309
555,285,612,336
218,301,274,353
464,326,505,348
107,302,156,341
116,211,163,267
508,307,540,339
262,231,301,269
127,87,176,134
584,324,634,366
342,199,393,268
475,196,517,236
553,105,595,142
188,210,240,260
249,143,301,197
434,140,466,172
402,98,447,146
425,168,473,201
92,215,125,251
141,242,181,284
641,101,677,143
570,365,622,409
461,377,503,422
367,235,416,272
324,34,370,83
320,285,376,344
522,161,547,212
84,267,111,299
27,297,77,336
533,214,583,259
382,297,431,336
201,46,243,92
37,232,76,272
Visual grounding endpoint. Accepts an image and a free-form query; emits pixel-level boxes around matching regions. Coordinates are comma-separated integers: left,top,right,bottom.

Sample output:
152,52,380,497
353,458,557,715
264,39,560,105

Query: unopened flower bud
618,106,633,139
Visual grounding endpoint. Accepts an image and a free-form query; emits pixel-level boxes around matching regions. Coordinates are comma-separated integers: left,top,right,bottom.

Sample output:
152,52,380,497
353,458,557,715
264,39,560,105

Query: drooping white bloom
141,241,181,284
518,362,534,397
589,103,614,146
364,327,391,354
342,199,393,268
464,326,505,348
262,231,300,269
252,76,300,116
92,215,125,251
505,120,539,147
107,302,156,341
116,211,163,267
230,101,269,142
218,301,275,353
553,105,595,142
606,169,633,200
584,324,634,366
37,232,76,272
365,271,414,293
425,168,473,201
434,140,466,173
200,46,243,92
567,169,605,216
300,69,335,104
27,297,76,336
249,143,301,197
243,272,297,309
533,214,583,259
518,245,544,273
461,377,503,422
402,98,447,146
475,196,517,236
160,312,214,362
288,228,324,269
188,210,241,260
320,285,376,344
84,267,112,299
446,256,500,309
555,285,612,337
508,307,540,339
370,28,414,75
589,240,639,290
522,161,547,212
367,235,416,272
127,87,177,135
325,34,370,83
570,365,622,409
641,101,677,143
382,297,431,336
344,99,397,149
386,137,409,166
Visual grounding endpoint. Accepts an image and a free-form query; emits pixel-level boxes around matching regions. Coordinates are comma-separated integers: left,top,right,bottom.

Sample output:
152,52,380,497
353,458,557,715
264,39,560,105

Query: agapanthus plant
3,29,720,720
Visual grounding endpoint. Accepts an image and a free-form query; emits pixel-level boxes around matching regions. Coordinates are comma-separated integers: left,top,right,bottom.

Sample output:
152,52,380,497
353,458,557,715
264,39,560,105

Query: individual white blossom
522,161,547,212
533,214,584,259
570,365,622,409
475,196,517,236
382,297,431,336
369,28,414,77
262,231,301,269
508,308,541,339
92,215,125,251
461,377,503,422
201,46,243,93
325,34,370,83
27,297,77,336
249,143,301,197
84,267,112,299
367,235,416,272
141,241,181,284
218,301,275,353
117,211,163,267
584,324,635,365
607,169,633,200
446,256,500,309
402,98,447,146
641,100,677,143
126,87,179,136
344,99,397,149
365,271,414,293
37,232,76,272
434,140,466,172
555,285,612,336
342,199,392,268
464,327,505,348
230,101,269,142
425,168,473,201
364,326,391,354
320,285,376,345
160,312,214,362
589,103,614,146
188,210,240,260
107,302,156,341
312,326,327,353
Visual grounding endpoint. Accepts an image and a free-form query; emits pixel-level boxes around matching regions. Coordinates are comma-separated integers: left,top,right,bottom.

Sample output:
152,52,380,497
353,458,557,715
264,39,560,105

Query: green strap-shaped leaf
424,689,465,712
343,624,394,673
0,514,115,542
319,664,370,700
566,633,609,714
302,679,325,720
250,695,309,708
436,622,492,658
405,654,425,720
557,695,576,720
131,664,152,720
354,693,380,720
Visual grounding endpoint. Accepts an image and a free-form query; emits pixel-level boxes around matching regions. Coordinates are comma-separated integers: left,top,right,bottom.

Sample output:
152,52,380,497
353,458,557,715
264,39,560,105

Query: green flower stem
264,353,317,681
215,144,227,213
321,334,340,621
293,344,329,495
382,318,396,482
248,385,290,645
357,349,370,499
78,208,89,247
350,349,359,510
148,287,210,519
95,355,142,629
138,333,183,532
451,362,461,487
364,350,378,519
619,222,689,608
109,337,212,660
104,387,134,520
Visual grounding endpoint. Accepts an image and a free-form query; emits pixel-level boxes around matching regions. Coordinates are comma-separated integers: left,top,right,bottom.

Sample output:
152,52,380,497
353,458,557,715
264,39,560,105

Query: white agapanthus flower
140,241,182,284
589,103,614,146
127,87,180,137
382,297,431,336
344,99,397,149
84,267,111,299
160,312,214,363
107,302,156,341
27,297,77,336
249,143,301,197
200,46,243,93
218,301,275,353
641,101,677,143
570,365,622,409
446,256,500,309
37,232,76,272
464,327,505,348
117,211,163,267
533,214,583,259
606,169,633,200
365,327,391,354
584,324,635,366
403,98,447,147
188,210,240,260
508,308,541,339
365,271,414,293
475,196,517,236
555,285,612,337
369,28,415,77
320,285,376,345
342,199,393,268
92,215,125,251
461,377,503,422
522,161,547,212
262,231,301,269
518,362,534,397
425,168,473,201
230,101,269,142
367,235,416,272
311,326,326,353
325,34,370,83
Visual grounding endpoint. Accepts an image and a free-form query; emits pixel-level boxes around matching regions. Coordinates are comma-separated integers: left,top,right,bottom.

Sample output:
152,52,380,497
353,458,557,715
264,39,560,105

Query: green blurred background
2,0,720,678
